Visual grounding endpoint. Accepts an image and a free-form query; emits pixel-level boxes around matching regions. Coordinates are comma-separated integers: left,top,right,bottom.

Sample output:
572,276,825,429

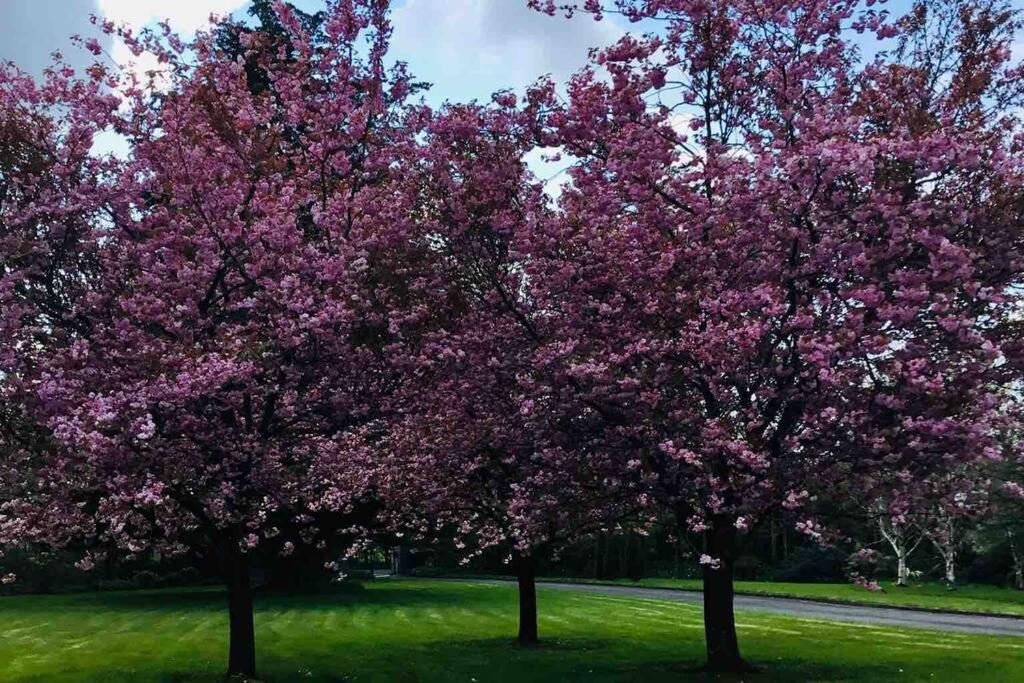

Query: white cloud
392,1,623,195
390,0,623,104
90,128,131,158
109,40,170,91
96,1,246,92
667,112,698,138
523,145,572,199
97,0,246,34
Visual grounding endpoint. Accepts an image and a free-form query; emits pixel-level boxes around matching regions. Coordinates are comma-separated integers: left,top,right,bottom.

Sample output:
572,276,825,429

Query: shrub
733,554,765,581
131,570,162,589
768,546,846,583
96,579,134,592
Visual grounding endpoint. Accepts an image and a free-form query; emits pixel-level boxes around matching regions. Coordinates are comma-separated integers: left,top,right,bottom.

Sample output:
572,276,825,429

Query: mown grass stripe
0,580,1021,682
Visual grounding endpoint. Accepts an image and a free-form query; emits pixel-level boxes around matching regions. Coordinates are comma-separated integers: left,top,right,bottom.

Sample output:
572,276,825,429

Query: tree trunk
618,535,627,579
226,550,256,677
391,545,413,575
596,533,607,580
1007,531,1023,590
896,549,909,587
674,533,681,578
944,553,957,588
514,553,539,646
627,533,643,581
634,536,643,581
701,522,750,673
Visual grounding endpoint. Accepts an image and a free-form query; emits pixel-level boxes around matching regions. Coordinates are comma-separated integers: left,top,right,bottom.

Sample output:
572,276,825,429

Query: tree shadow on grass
257,579,512,614
450,635,613,652
260,638,913,683
0,586,228,614
3,579,510,615
6,622,984,683
11,651,954,683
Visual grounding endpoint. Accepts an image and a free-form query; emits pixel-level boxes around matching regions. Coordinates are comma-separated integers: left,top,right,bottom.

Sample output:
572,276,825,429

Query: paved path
443,579,1024,637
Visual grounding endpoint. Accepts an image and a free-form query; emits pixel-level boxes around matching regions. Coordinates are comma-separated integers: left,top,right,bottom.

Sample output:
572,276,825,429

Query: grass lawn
2,578,1023,682
534,576,1024,617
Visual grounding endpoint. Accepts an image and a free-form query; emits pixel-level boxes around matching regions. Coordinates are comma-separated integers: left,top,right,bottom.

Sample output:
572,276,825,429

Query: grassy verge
1,579,1022,681
531,576,1024,617
418,572,1024,617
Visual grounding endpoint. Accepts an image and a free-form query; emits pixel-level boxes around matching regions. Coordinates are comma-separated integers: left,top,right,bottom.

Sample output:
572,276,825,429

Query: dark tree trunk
640,534,648,577
391,545,413,575
701,522,750,673
226,550,256,677
104,545,118,580
673,535,680,578
627,533,643,581
619,535,628,578
514,553,539,646
770,516,778,564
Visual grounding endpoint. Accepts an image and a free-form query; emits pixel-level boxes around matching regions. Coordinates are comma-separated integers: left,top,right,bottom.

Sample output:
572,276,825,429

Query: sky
1,0,1020,182
0,0,625,184
4,1,1024,103
0,0,624,106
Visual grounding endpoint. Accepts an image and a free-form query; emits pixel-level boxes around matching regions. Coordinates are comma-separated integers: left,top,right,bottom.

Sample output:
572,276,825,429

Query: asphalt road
445,579,1024,637
538,582,1024,636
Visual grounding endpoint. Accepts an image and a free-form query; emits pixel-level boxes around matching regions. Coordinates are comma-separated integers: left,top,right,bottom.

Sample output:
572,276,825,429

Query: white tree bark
944,552,957,585
925,515,959,589
877,513,921,587
1008,530,1023,591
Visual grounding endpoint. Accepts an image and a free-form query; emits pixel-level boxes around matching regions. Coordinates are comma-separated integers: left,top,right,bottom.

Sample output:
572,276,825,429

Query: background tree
0,55,119,569
983,451,1024,589
916,467,992,588
870,497,925,587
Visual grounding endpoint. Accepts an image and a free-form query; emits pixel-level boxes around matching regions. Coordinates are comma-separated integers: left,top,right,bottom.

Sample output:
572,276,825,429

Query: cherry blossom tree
0,1,443,676
529,0,1024,671
374,96,644,645
0,51,116,573
2,0,1023,677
